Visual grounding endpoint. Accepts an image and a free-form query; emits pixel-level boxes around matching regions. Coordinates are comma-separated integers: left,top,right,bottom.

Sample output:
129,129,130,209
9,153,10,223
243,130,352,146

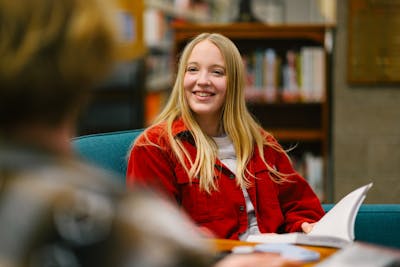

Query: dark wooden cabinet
78,0,146,135
78,59,146,135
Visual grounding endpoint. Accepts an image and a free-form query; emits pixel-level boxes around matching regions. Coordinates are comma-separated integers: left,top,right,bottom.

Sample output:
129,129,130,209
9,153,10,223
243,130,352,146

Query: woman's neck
195,116,224,137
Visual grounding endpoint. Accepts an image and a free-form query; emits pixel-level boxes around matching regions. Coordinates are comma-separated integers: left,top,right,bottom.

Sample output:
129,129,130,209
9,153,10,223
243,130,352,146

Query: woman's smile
193,90,216,98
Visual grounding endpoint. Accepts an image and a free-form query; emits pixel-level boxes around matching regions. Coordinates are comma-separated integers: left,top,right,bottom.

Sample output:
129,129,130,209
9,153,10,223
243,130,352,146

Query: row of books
243,47,326,103
144,0,210,48
292,152,324,201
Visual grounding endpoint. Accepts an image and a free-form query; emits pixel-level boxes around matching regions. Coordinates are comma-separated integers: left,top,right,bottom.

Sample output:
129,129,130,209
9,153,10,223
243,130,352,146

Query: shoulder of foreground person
0,154,214,267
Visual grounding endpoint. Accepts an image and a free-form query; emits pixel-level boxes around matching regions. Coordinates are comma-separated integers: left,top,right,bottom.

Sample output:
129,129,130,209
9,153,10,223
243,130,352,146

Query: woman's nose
197,71,210,85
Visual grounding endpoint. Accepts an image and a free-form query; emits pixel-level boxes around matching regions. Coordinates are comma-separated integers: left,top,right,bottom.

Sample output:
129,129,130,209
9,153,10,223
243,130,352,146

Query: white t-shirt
212,135,261,240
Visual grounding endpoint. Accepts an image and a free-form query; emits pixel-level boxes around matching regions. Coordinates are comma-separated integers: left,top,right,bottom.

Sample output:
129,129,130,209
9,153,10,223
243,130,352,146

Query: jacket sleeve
273,145,325,233
126,135,179,202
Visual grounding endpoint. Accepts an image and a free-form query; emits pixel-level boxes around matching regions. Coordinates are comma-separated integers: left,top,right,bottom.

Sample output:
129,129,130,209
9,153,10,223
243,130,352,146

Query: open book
247,183,373,248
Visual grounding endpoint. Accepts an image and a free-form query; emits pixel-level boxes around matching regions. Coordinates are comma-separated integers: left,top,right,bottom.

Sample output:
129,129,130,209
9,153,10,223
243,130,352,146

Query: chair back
72,129,144,182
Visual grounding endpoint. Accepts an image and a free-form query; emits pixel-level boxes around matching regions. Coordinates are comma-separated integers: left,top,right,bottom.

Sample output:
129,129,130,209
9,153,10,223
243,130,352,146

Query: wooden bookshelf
78,0,146,135
172,23,334,201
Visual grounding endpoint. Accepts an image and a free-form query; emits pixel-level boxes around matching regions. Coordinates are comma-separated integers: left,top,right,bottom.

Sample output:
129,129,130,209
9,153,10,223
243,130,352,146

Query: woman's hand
301,222,316,233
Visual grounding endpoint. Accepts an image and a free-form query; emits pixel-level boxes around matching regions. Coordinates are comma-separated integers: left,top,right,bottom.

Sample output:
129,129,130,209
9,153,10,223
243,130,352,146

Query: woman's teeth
195,92,212,97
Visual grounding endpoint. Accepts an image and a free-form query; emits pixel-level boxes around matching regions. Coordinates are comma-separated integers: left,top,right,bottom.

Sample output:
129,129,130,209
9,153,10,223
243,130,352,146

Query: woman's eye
186,66,197,72
212,69,225,76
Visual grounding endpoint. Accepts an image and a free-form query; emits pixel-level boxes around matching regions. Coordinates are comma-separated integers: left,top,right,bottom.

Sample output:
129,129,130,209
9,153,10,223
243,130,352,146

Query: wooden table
209,239,338,267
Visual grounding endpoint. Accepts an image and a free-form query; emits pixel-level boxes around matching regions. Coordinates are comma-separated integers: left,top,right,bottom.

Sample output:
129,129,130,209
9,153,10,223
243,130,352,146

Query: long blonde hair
146,33,289,193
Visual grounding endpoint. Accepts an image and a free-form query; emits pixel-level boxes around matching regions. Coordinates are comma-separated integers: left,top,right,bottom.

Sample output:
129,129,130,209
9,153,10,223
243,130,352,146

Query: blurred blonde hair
0,0,118,128
147,33,289,193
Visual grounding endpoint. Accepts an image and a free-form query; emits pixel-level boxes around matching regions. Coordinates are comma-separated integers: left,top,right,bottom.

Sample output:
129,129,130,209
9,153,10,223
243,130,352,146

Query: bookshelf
172,23,334,202
78,0,146,135
143,0,210,125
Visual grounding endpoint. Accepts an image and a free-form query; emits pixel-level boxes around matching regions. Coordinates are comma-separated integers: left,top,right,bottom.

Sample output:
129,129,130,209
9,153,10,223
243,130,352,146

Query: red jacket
127,118,324,240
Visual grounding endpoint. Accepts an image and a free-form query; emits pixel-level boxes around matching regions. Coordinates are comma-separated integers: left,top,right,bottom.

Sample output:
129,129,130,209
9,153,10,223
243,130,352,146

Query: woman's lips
193,91,215,97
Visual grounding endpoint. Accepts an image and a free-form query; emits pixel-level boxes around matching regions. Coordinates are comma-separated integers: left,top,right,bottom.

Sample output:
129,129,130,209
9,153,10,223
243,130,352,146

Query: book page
247,183,373,248
246,232,350,248
309,183,373,241
246,232,300,244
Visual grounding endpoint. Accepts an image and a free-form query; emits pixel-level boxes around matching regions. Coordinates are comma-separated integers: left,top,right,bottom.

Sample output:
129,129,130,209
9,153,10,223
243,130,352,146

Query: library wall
332,0,400,203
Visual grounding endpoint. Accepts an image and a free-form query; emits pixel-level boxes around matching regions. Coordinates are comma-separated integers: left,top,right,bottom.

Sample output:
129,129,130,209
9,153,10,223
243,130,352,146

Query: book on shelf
243,47,325,103
299,47,325,102
282,50,300,102
263,48,279,102
304,152,324,200
247,183,374,248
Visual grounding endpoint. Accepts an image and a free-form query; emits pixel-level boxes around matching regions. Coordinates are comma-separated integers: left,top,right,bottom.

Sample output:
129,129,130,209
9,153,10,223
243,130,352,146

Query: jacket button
239,205,245,212
229,174,235,179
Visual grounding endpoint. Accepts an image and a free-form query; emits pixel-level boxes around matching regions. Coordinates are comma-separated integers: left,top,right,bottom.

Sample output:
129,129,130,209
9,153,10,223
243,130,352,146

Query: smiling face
183,40,227,127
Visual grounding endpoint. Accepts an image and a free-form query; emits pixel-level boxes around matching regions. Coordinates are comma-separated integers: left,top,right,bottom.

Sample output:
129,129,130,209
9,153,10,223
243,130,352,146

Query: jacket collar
170,117,272,174
171,117,195,145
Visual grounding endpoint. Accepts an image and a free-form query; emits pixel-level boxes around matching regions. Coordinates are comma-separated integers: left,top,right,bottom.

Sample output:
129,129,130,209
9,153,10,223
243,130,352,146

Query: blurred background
77,0,400,204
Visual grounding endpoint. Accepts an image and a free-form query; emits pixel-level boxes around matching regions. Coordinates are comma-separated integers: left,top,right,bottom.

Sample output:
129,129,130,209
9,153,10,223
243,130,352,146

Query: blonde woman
127,33,324,240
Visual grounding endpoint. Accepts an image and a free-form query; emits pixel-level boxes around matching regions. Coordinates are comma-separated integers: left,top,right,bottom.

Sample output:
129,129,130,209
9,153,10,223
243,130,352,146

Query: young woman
127,33,324,240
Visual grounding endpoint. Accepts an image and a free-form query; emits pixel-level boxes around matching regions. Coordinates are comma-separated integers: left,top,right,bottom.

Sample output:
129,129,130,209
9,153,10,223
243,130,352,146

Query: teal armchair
72,129,400,249
72,129,143,183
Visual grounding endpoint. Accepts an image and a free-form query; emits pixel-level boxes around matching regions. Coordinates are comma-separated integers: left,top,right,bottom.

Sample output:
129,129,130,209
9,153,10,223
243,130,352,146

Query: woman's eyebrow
210,64,225,69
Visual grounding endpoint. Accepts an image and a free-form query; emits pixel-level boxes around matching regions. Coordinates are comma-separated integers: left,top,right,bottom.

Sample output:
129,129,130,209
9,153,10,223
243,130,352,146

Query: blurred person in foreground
0,0,210,266
0,0,301,266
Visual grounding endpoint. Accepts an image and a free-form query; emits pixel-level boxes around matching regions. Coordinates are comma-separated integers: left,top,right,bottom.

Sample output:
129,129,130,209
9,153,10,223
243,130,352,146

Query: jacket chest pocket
175,168,224,223
253,168,281,208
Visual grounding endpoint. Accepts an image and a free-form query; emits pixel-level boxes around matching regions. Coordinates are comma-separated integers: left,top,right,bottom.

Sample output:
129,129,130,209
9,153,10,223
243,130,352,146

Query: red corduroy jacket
127,118,324,240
